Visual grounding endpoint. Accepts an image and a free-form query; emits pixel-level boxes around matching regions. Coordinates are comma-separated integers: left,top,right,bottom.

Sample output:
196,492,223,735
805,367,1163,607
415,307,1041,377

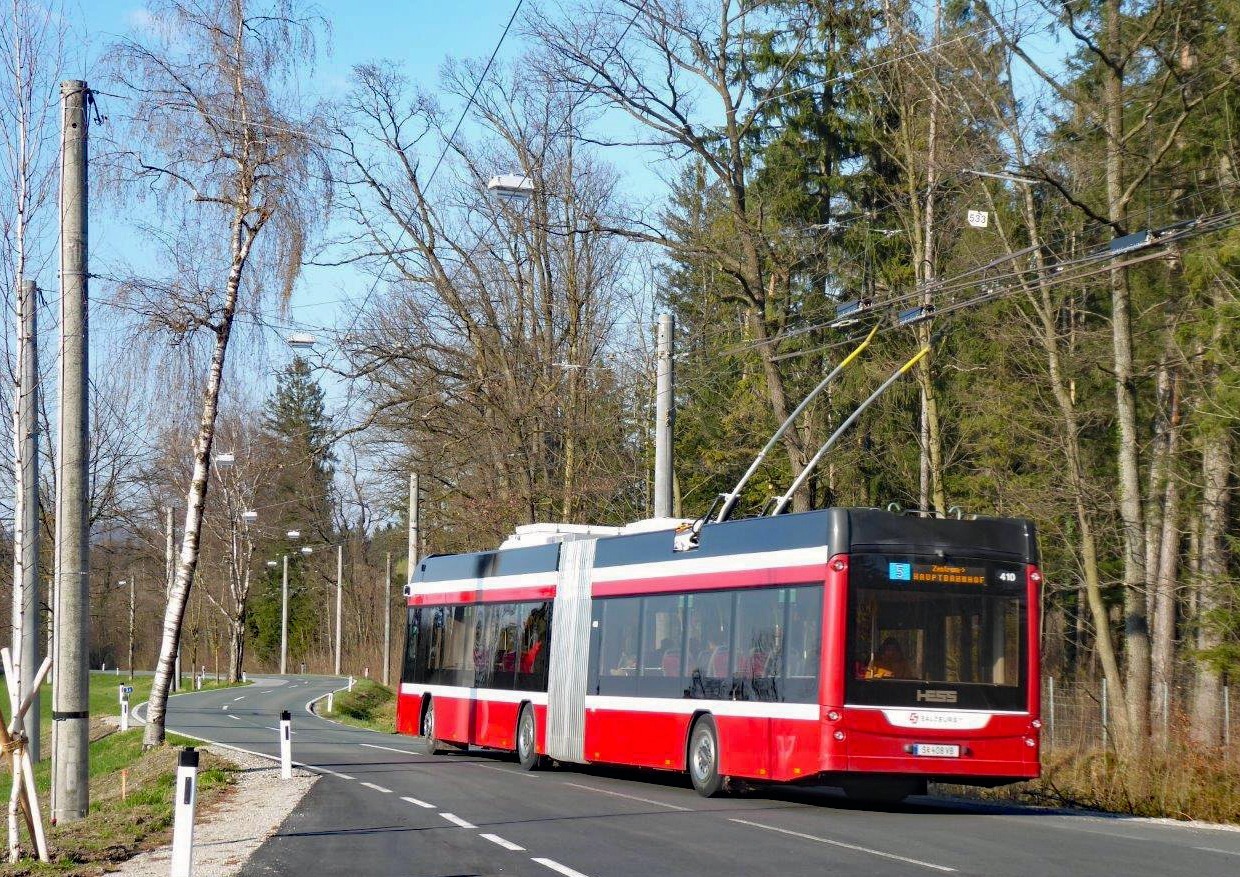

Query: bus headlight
833,730,846,742
1031,719,1042,729
1024,737,1037,747
827,710,841,722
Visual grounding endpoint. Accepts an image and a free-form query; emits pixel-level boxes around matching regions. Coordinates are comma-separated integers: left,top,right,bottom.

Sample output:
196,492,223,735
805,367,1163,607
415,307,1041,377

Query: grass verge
0,730,235,876
318,679,396,733
935,746,1240,823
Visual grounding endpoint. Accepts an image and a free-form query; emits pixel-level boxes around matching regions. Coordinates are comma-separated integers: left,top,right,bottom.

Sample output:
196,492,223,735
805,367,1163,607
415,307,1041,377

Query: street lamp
287,529,300,540
242,510,258,523
287,332,317,350
266,560,277,568
213,452,236,467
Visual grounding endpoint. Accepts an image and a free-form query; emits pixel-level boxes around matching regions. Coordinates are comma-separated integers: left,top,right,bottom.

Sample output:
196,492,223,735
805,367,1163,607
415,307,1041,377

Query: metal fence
1041,676,1237,757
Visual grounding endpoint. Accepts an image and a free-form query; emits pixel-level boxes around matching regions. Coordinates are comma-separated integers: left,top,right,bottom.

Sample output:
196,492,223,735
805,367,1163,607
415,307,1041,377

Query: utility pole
52,79,91,822
407,473,419,584
383,552,392,687
280,554,289,675
653,313,675,518
334,543,343,676
13,278,40,762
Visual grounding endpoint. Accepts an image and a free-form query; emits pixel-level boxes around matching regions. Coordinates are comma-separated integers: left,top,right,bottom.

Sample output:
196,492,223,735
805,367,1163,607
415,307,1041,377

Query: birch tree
106,0,327,747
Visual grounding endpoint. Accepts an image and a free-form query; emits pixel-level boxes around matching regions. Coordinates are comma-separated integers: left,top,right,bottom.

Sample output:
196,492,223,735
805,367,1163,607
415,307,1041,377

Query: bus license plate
912,743,960,758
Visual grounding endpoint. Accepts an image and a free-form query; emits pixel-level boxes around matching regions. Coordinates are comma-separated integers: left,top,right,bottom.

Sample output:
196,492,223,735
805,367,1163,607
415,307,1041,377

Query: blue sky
75,0,667,396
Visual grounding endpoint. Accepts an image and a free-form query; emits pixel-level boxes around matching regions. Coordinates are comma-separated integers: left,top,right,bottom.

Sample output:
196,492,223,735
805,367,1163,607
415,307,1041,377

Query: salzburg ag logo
916,689,958,704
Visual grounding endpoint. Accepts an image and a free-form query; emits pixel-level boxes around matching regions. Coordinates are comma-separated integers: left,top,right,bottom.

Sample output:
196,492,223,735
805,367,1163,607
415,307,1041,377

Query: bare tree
328,59,636,544
105,0,327,747
532,0,835,511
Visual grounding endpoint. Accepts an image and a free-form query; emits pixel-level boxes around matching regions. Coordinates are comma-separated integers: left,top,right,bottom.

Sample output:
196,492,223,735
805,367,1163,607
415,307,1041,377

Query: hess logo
916,689,958,704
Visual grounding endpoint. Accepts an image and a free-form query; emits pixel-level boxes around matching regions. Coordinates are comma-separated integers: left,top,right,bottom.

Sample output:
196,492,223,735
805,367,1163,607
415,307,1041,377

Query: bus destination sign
888,562,986,585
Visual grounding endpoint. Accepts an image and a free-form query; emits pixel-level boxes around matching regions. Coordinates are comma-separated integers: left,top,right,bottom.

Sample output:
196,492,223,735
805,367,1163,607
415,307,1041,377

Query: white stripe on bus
399,683,549,706
407,546,828,598
397,683,816,721
590,546,827,583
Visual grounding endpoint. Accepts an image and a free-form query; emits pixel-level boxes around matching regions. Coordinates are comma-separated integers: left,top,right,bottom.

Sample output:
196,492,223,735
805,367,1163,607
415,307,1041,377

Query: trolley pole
383,552,392,687
334,544,343,676
280,554,289,675
13,278,40,763
653,313,674,518
52,79,91,822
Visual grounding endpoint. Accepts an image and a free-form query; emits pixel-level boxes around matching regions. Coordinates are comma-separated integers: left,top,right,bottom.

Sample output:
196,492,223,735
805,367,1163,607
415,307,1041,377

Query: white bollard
364,666,369,678
347,675,355,693
195,673,202,691
326,692,334,713
170,747,199,877
119,683,133,732
280,710,292,780
115,666,119,676
242,671,247,683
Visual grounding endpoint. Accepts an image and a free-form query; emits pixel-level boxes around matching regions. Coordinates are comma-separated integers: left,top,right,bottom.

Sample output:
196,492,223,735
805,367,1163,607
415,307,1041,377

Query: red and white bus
396,507,1042,801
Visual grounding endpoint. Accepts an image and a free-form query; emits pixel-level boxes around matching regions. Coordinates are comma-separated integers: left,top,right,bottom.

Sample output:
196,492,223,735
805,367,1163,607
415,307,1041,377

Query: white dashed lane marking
401,796,434,809
532,857,591,877
481,833,525,851
359,742,419,755
439,812,475,829
359,782,392,794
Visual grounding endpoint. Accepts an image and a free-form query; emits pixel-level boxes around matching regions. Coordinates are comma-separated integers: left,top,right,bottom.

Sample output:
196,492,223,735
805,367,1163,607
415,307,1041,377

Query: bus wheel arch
686,712,725,797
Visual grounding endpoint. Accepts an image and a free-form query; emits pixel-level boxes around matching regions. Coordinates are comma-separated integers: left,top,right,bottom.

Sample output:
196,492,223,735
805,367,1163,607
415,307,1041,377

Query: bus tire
687,715,724,797
417,697,448,756
516,704,541,771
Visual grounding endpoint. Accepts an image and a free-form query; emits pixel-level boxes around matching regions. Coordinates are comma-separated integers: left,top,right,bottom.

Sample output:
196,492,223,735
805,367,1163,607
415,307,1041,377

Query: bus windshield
845,553,1028,712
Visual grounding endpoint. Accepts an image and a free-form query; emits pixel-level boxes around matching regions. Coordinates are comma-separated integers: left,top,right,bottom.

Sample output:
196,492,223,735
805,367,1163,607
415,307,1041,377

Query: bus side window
734,588,780,701
782,586,822,703
403,606,422,684
596,598,640,696
516,602,551,692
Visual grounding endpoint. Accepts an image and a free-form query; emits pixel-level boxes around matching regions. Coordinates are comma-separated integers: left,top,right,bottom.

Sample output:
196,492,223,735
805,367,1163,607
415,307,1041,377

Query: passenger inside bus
865,637,914,679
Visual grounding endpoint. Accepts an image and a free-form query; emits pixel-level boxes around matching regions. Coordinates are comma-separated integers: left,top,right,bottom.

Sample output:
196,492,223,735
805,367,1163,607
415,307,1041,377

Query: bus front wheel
516,705,541,771
418,698,449,756
688,716,724,797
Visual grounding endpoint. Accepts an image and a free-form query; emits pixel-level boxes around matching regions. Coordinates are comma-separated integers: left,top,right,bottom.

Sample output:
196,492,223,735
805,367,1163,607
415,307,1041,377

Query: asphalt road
148,676,1240,877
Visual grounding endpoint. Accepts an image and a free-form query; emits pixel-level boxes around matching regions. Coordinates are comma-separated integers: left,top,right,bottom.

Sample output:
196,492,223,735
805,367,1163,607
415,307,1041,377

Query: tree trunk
1102,0,1150,747
228,616,245,684
1191,311,1231,744
143,216,252,747
1149,370,1182,744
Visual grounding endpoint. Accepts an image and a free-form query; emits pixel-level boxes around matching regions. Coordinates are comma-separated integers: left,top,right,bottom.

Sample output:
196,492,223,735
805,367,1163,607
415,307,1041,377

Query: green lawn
318,679,396,733
0,672,247,759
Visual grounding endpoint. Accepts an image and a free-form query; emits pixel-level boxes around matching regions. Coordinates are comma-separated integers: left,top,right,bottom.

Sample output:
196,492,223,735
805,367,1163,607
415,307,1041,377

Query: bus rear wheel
516,705,541,771
688,716,724,797
417,697,449,756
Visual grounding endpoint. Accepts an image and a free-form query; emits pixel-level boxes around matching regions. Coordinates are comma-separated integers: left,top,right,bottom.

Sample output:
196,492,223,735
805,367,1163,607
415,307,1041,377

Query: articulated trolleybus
397,507,1042,801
